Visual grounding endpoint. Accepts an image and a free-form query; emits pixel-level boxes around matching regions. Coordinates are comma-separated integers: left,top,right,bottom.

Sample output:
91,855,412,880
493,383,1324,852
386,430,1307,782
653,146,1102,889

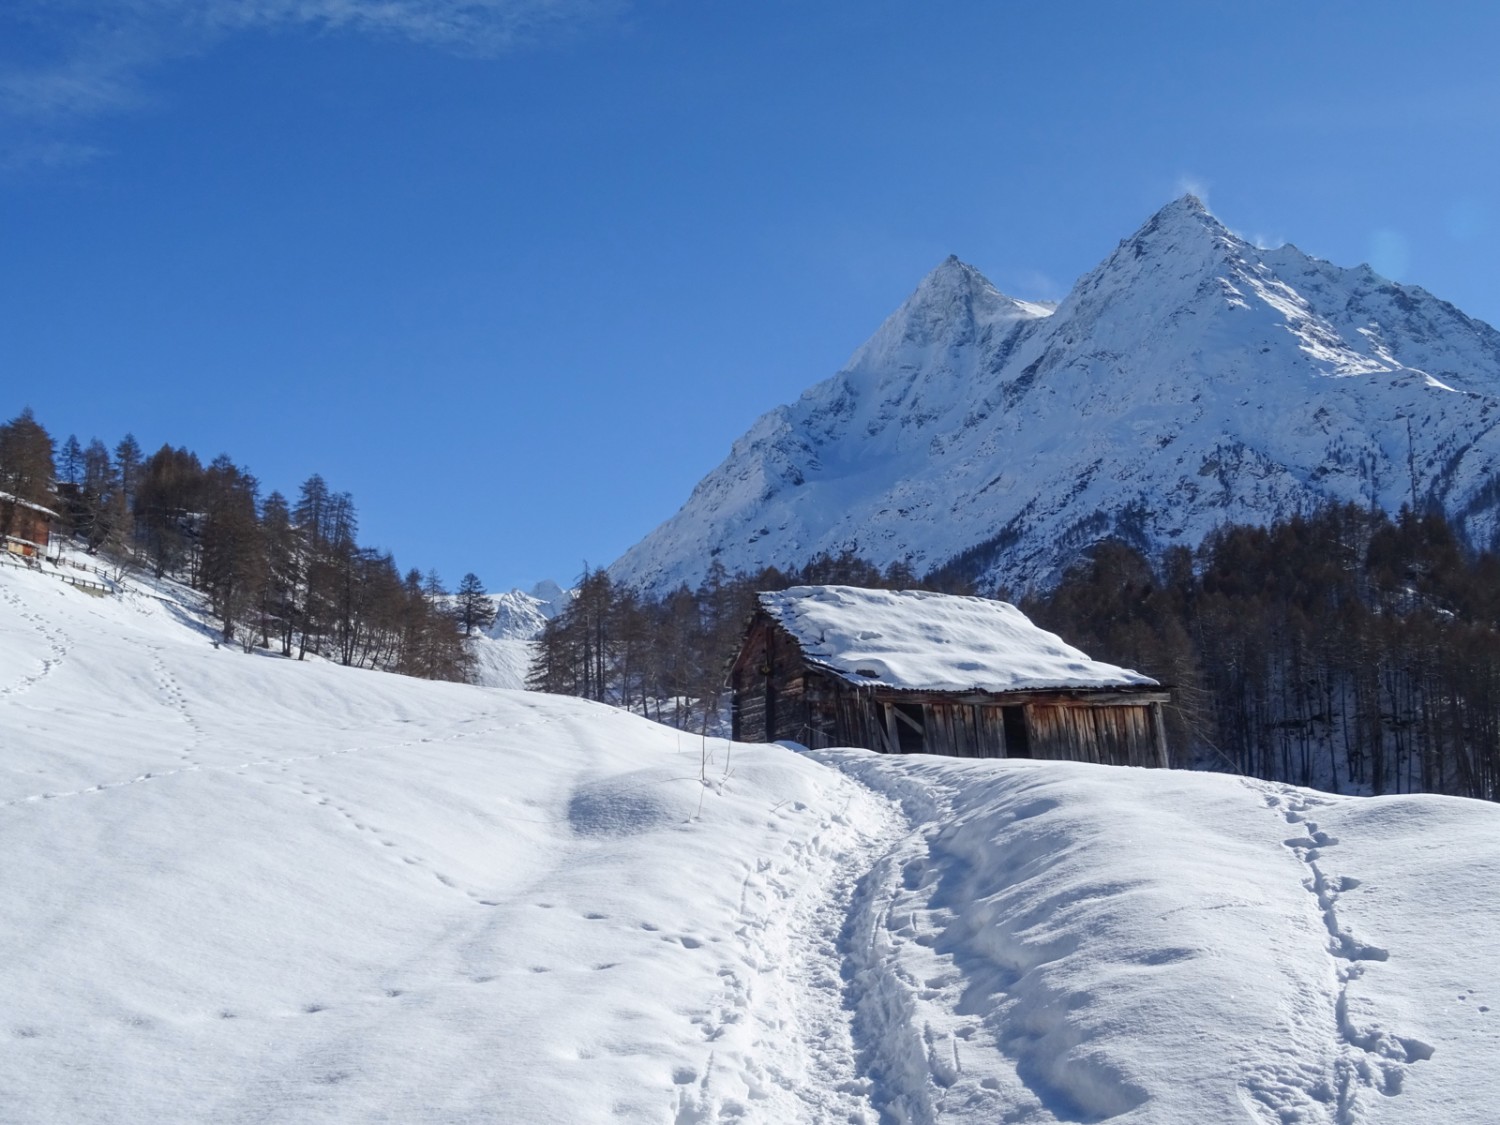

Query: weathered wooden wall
731,619,814,745
0,503,51,558
1023,702,1165,767
817,687,1167,766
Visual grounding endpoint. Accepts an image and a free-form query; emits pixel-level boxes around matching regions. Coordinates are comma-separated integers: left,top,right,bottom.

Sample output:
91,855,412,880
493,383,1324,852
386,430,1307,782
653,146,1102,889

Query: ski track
0,583,69,699
1251,783,1434,1124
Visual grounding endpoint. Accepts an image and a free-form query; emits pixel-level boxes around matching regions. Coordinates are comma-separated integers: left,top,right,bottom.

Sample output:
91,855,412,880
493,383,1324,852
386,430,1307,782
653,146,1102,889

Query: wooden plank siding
729,609,1170,767
0,501,52,560
1023,702,1166,767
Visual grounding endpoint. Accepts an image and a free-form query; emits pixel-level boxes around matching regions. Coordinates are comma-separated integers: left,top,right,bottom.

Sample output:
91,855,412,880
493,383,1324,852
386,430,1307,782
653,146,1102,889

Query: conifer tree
78,438,118,552
455,572,497,636
259,491,300,654
89,432,144,570
113,433,143,511
201,456,264,641
133,445,205,578
59,435,83,489
0,408,57,508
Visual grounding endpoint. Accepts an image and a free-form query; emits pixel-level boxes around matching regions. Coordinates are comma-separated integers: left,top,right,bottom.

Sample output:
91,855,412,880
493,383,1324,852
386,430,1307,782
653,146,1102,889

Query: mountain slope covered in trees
610,196,1500,595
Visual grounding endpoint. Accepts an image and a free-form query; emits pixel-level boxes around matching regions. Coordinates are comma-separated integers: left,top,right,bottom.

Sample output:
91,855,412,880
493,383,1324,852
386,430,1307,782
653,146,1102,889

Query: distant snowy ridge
610,196,1500,594
466,580,572,690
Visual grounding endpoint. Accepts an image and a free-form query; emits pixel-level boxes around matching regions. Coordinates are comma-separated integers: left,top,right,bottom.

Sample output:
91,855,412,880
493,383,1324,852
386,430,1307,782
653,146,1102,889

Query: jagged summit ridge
610,198,1500,595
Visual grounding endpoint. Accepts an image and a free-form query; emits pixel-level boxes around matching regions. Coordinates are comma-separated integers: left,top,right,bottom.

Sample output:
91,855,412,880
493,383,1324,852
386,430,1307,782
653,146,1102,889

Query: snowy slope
3,563,1498,1123
0,564,895,1123
610,197,1500,594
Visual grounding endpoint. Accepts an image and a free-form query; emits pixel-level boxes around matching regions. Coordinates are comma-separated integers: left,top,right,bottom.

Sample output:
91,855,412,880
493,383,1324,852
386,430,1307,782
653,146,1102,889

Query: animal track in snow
0,585,69,700
143,647,207,766
1274,788,1432,1117
275,773,484,902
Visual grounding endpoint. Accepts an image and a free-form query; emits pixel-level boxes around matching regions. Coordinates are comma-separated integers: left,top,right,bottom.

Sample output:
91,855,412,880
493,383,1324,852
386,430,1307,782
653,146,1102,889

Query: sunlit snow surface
2,564,1498,1123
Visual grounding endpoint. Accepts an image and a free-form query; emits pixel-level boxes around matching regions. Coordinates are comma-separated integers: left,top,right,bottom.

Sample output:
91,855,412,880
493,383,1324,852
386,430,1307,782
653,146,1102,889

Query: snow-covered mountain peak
1054,195,1257,327
841,254,1051,381
1131,192,1222,240
611,199,1500,595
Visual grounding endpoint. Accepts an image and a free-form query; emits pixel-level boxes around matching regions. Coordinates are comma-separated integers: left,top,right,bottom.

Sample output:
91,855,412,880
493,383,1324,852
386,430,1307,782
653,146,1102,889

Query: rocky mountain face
610,197,1500,595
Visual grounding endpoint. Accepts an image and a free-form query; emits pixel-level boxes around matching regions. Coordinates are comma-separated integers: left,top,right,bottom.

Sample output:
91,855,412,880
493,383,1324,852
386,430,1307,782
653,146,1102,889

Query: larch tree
200,456,264,642
58,435,83,489
0,408,57,507
455,572,497,636
0,409,57,548
78,438,119,552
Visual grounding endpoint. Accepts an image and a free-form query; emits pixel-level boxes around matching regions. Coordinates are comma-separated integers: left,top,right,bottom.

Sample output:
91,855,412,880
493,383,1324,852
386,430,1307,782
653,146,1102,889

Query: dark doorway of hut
891,703,926,753
1002,706,1032,758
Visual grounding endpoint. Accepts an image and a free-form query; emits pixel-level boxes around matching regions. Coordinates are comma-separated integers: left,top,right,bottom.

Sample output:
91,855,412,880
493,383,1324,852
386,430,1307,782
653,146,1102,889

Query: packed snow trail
812,751,1500,1124
665,765,908,1124
4,564,1500,1123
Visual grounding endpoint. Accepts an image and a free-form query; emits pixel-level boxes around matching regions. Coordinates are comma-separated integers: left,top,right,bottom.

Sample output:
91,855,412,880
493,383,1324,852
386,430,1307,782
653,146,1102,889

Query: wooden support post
1151,701,1170,768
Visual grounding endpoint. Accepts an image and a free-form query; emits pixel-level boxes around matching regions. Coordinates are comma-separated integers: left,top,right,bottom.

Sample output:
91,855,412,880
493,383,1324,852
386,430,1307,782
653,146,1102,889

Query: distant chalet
730,586,1170,766
0,491,56,561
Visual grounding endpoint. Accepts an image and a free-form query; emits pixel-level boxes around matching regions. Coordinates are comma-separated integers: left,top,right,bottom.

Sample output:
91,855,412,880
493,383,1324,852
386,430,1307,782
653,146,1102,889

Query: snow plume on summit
610,197,1500,595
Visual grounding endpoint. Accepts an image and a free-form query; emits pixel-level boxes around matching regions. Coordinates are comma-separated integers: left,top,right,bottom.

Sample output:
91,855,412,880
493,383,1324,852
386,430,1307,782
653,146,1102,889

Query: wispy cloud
1006,268,1064,303
0,136,107,172
193,0,621,55
1174,174,1210,209
0,0,619,164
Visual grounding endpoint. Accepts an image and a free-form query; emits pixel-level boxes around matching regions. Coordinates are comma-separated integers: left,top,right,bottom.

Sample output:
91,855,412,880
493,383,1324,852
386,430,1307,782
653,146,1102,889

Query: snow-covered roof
757,585,1158,693
0,490,57,518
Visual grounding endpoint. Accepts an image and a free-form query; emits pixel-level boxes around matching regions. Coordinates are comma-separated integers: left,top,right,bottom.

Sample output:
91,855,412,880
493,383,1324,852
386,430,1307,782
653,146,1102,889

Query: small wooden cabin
730,585,1170,767
0,491,56,560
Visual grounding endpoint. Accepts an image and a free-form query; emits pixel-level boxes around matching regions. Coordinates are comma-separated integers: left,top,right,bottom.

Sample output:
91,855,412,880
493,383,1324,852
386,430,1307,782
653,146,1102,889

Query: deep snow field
2,561,1498,1124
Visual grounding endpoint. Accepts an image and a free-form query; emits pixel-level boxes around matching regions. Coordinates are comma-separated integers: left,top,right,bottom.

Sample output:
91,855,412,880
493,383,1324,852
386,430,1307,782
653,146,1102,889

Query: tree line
1024,504,1500,801
16,404,1500,800
526,551,933,732
531,507,1500,802
2,408,496,682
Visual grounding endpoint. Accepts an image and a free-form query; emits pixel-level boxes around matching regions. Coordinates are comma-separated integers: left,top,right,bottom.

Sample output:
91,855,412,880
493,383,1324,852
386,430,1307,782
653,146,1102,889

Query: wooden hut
0,491,56,561
729,585,1170,767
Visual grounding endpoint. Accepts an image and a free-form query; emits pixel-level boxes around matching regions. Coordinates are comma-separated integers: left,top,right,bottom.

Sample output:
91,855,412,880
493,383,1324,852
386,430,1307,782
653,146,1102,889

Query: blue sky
3,1,1498,592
